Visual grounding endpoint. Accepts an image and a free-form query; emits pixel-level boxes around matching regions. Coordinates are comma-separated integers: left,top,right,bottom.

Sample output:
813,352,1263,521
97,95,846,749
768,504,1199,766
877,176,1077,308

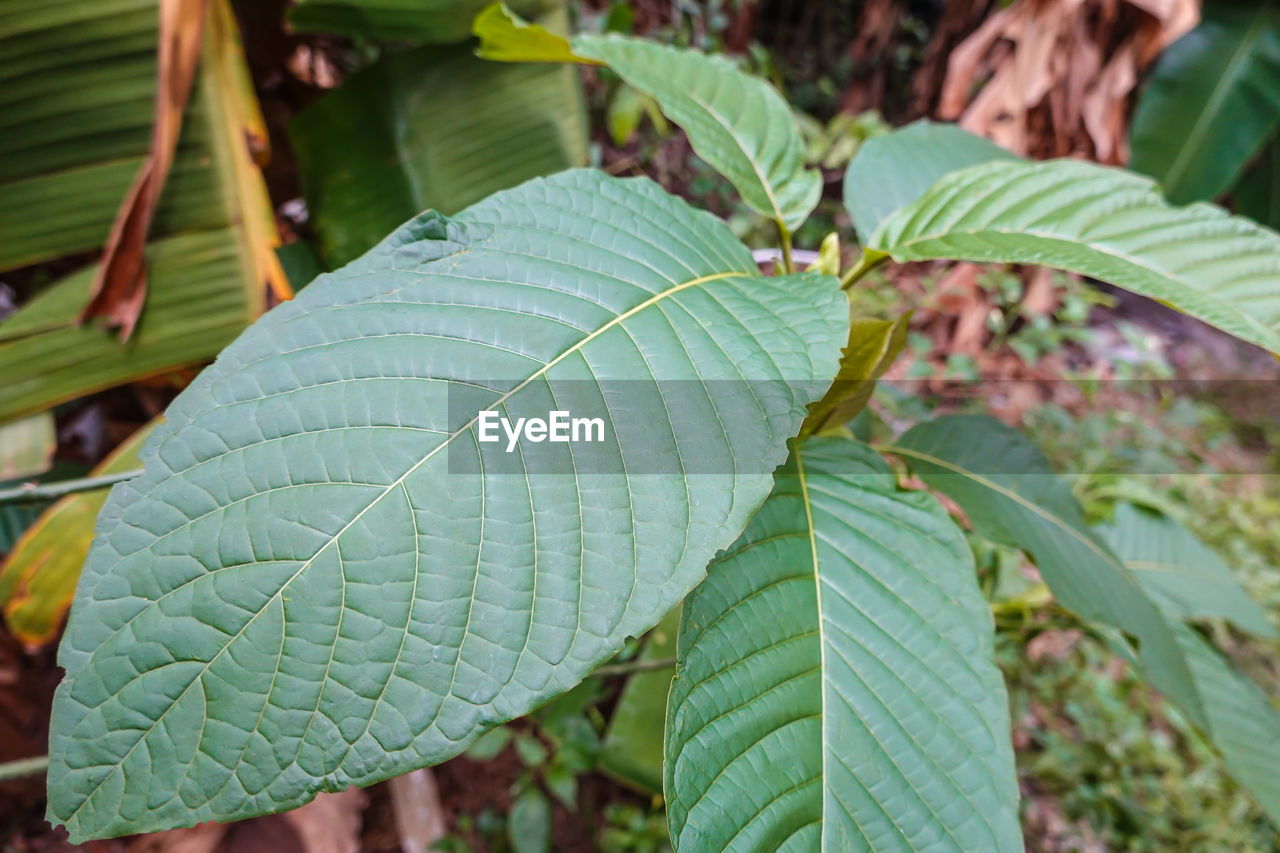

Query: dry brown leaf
934,263,989,356
1022,267,1061,316
128,823,225,853
80,0,210,340
1082,42,1137,161
937,0,1200,161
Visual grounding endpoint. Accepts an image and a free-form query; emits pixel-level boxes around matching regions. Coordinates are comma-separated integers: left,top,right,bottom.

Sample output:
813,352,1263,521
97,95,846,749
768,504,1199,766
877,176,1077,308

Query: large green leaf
0,0,283,423
47,170,848,841
1129,2,1280,204
1100,527,1280,825
475,5,820,231
289,40,587,266
871,159,1280,354
885,415,1205,728
1176,624,1280,826
843,121,1017,243
288,0,552,43
665,438,1021,852
1096,502,1273,637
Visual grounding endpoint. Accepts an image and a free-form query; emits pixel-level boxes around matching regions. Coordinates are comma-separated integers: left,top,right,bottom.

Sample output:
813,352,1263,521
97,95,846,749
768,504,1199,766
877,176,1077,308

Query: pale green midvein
686,90,783,221
65,269,746,821
792,446,827,847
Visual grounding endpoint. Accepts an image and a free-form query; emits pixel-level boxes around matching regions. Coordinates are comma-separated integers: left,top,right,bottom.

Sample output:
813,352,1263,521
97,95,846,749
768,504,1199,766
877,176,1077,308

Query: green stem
0,755,48,781
839,251,888,290
0,470,142,505
776,221,795,275
591,656,676,678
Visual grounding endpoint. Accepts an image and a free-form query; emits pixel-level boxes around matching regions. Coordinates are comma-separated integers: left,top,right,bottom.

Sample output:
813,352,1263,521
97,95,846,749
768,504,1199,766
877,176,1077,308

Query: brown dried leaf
937,0,1200,162
1022,266,1060,316
80,0,210,339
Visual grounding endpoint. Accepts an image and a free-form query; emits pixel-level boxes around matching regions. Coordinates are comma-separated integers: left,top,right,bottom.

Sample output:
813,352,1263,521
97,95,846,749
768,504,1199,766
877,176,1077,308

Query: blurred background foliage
1,0,1279,850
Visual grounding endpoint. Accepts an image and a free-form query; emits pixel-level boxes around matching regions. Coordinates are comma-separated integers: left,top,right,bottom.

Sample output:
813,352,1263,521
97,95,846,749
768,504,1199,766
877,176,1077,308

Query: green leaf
0,413,55,481
1096,502,1273,637
1129,3,1280,204
47,169,848,841
1095,504,1280,824
0,420,157,647
475,4,821,231
843,121,1018,243
509,788,552,853
1234,136,1280,230
800,315,909,438
290,30,588,265
884,415,1205,728
1170,622,1280,827
598,607,679,794
473,3,588,63
464,727,512,761
514,734,548,768
288,0,555,43
665,438,1021,852
871,159,1280,355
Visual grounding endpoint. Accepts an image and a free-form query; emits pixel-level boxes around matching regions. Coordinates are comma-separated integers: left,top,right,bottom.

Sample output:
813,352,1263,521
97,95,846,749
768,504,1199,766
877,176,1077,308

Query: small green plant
39,5,1280,848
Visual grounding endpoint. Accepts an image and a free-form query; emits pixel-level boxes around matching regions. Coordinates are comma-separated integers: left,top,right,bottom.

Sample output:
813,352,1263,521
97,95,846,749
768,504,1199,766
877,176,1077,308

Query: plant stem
776,221,795,274
0,755,48,782
839,251,888,290
590,656,676,678
0,470,142,505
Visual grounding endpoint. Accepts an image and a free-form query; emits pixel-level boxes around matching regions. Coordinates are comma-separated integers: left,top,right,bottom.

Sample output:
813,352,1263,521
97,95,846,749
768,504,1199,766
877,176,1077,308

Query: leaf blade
871,159,1280,354
885,415,1206,728
47,170,848,841
843,121,1018,243
476,5,820,230
664,438,1021,852
1096,502,1273,637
